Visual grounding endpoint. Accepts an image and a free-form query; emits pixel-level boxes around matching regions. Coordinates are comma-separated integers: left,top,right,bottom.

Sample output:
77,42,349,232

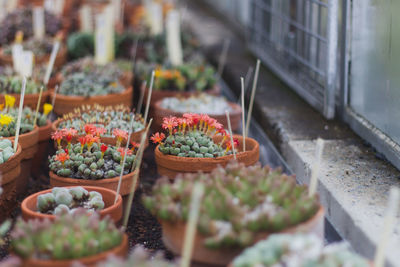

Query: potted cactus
10,211,128,267
52,57,133,115
21,186,123,223
0,76,50,110
0,139,22,222
154,93,242,131
0,36,67,67
98,245,178,267
152,114,259,178
49,125,140,197
231,233,370,267
51,104,146,146
143,161,324,265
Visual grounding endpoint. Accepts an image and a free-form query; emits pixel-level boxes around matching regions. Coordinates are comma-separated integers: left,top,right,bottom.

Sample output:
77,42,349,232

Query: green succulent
0,139,15,164
0,76,46,94
10,211,123,260
3,37,54,57
143,161,320,249
37,186,105,215
97,245,177,267
232,234,370,267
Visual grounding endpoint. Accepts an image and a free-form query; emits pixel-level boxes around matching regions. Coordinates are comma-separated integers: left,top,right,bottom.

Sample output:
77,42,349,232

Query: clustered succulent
0,76,46,94
0,139,15,164
232,234,369,267
0,8,61,45
37,186,105,215
57,104,145,137
0,95,52,137
160,93,232,115
136,61,217,92
49,125,138,179
0,65,56,83
151,114,237,158
10,211,123,260
144,161,320,248
3,37,54,57
98,245,178,267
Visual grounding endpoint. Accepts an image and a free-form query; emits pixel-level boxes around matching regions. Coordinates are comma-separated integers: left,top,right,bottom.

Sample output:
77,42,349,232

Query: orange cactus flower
150,132,165,144
113,128,128,148
78,136,87,153
162,116,178,135
51,130,64,149
95,127,107,137
85,134,99,151
117,147,133,164
63,128,78,143
84,124,97,135
55,152,69,165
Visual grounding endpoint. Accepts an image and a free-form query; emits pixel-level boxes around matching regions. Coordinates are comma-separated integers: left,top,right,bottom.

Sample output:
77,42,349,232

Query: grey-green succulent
0,76,46,94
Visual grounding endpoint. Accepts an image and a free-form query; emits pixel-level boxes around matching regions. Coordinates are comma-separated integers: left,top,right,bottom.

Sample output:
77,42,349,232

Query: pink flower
162,116,178,134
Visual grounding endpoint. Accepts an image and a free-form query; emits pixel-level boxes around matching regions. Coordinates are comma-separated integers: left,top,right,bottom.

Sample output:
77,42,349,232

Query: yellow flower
43,103,53,116
0,114,14,126
4,95,16,109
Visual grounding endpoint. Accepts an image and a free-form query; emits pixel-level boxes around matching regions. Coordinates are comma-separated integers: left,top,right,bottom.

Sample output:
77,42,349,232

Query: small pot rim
21,185,123,221
50,86,133,101
0,143,22,185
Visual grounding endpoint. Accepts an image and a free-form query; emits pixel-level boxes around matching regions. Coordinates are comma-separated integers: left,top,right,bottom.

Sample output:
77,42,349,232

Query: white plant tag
166,10,183,66
80,5,93,32
33,7,45,40
111,0,121,25
20,51,34,78
12,44,23,73
95,13,108,65
104,4,115,61
150,3,163,35
7,0,17,12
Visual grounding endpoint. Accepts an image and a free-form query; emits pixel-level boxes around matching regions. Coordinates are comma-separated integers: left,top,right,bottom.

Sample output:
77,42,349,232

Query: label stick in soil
143,70,155,123
13,77,26,152
123,119,153,227
225,110,236,160
308,138,325,197
137,80,147,115
33,86,44,127
180,182,205,267
241,77,246,152
44,41,60,85
245,59,260,136
374,187,400,267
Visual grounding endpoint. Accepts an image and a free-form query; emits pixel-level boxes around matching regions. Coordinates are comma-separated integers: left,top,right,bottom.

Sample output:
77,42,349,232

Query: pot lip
161,205,325,246
50,86,133,101
21,185,123,221
0,89,51,97
49,169,137,185
14,233,128,264
153,96,242,118
141,83,221,94
6,125,40,141
154,135,259,162
0,143,22,180
39,120,52,130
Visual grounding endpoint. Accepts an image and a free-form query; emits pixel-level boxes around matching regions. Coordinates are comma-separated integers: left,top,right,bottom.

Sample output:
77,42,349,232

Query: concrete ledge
185,1,400,266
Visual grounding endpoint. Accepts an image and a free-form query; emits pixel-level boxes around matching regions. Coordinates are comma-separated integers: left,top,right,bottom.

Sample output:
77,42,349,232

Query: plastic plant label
111,0,122,25
150,2,163,35
80,5,93,32
44,41,60,85
166,10,183,66
20,51,34,78
104,4,115,62
33,7,45,40
95,13,108,65
11,44,23,74
6,0,17,11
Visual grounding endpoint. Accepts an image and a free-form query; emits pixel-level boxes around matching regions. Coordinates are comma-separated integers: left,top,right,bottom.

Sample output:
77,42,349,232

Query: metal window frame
247,0,339,119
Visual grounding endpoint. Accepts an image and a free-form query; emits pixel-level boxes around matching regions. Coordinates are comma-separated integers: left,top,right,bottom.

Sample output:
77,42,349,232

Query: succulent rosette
151,113,238,158
49,124,139,179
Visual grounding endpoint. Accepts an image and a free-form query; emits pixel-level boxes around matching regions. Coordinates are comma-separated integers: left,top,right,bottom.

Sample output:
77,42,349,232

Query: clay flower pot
155,135,260,179
0,144,22,222
50,86,133,115
153,98,242,132
0,45,67,68
0,91,50,110
32,120,52,178
49,169,139,197
16,233,128,267
21,185,123,224
161,205,325,266
6,126,39,194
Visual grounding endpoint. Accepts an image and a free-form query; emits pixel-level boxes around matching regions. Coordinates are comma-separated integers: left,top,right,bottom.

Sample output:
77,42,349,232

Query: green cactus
97,245,178,267
232,234,369,267
10,211,123,260
0,139,15,164
0,76,46,94
143,161,320,249
37,186,105,215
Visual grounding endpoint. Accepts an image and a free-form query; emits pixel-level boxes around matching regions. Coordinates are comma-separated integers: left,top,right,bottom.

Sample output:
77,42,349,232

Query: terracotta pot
6,126,39,160
17,233,128,267
0,144,22,222
49,169,139,197
161,205,325,266
0,91,50,110
153,97,242,132
51,118,148,147
155,135,260,179
31,120,52,178
51,86,133,115
0,45,67,68
21,185,123,223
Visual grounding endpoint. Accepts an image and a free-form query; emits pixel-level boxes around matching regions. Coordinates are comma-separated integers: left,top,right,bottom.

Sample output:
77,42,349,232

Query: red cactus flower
100,144,108,159
95,127,107,137
162,116,178,135
55,152,69,165
130,141,140,150
51,130,64,149
113,128,128,148
78,136,87,146
150,132,165,144
84,124,97,135
63,128,78,143
64,148,68,154
117,147,133,163
85,134,99,151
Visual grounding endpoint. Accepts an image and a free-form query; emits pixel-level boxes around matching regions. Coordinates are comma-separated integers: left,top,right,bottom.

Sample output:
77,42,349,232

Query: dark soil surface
0,141,174,261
